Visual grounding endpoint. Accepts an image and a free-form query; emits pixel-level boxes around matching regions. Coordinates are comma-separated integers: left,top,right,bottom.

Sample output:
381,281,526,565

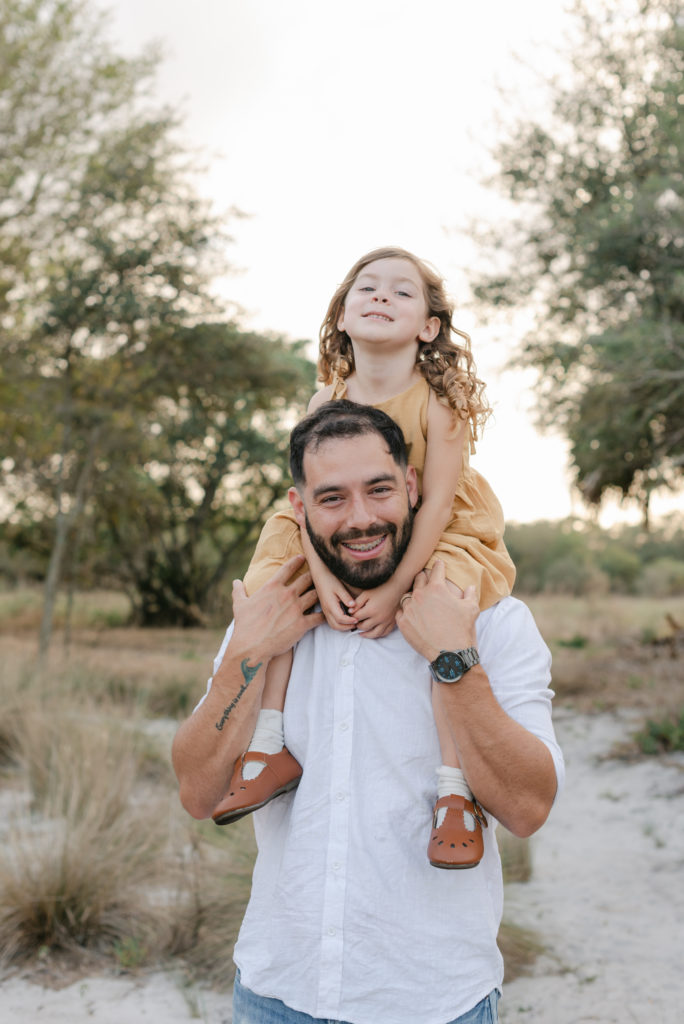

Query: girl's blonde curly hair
318,246,491,439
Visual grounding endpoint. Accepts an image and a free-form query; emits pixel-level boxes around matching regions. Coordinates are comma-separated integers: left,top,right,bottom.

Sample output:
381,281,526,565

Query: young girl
212,247,516,869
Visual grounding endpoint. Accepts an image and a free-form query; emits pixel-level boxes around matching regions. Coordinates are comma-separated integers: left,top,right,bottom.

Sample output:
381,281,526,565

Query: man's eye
371,486,391,495
320,495,342,504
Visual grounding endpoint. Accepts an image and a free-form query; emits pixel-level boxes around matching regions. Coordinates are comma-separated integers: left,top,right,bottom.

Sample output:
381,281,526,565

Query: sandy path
2,971,231,1023
4,709,684,1023
500,709,684,1024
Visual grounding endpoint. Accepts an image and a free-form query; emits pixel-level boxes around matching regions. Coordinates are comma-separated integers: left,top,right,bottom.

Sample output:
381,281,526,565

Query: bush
639,558,684,597
543,555,609,597
635,709,684,755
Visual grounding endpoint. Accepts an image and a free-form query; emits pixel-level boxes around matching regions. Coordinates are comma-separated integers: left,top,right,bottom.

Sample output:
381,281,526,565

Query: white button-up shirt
204,597,564,1024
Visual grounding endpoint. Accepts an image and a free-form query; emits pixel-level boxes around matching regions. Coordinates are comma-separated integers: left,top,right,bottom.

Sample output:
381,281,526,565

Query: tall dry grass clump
0,655,178,967
0,802,167,962
0,641,256,983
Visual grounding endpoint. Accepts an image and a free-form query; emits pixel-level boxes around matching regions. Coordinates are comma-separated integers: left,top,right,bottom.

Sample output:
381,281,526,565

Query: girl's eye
397,290,412,298
359,286,374,292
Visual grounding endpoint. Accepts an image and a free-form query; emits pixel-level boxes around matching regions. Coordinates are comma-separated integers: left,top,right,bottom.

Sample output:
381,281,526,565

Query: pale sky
100,0,671,526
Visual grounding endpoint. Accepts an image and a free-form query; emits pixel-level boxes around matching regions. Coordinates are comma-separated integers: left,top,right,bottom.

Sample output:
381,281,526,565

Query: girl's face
337,258,439,351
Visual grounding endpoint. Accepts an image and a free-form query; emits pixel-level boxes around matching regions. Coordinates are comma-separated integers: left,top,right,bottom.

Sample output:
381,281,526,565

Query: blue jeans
232,970,500,1023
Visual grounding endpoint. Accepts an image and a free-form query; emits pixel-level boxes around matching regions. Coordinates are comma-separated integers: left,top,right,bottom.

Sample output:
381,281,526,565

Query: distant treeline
3,515,684,606
506,517,684,597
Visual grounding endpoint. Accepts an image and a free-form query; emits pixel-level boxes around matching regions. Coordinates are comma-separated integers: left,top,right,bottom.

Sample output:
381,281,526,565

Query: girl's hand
353,581,404,639
316,573,358,631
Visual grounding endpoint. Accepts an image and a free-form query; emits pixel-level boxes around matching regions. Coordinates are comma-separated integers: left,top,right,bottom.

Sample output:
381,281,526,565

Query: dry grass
498,829,533,885
1,587,682,990
498,920,546,981
0,632,249,982
167,818,257,988
0,688,176,966
523,593,684,716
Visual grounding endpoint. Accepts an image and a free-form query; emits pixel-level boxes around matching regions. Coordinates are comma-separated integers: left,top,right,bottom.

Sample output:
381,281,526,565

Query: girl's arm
307,385,334,412
353,392,467,637
300,528,359,630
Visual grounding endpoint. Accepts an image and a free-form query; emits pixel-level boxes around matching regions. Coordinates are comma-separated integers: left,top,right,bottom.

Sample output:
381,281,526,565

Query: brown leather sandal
427,794,488,869
212,747,302,826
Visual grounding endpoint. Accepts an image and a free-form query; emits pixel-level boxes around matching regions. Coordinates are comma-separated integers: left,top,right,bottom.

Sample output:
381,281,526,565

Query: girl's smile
337,257,439,349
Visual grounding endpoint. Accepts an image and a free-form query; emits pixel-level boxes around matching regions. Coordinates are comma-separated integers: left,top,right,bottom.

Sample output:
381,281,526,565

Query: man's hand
395,560,479,661
231,555,325,662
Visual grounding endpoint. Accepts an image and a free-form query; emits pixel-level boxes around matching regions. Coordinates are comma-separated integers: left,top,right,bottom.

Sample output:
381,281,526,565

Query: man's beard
304,504,415,590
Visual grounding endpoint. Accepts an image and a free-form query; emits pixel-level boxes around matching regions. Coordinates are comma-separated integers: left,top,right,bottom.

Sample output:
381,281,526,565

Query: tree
93,324,314,626
470,0,684,524
0,0,314,638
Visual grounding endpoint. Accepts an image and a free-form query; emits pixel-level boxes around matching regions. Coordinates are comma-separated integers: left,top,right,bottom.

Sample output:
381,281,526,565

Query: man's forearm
397,562,557,836
433,667,557,836
172,648,269,819
172,557,324,820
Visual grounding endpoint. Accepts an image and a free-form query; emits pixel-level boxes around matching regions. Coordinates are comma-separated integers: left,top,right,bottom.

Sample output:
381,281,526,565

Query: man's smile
340,535,388,558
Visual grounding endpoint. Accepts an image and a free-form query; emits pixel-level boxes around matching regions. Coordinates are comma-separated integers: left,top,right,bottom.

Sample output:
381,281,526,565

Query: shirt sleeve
193,621,235,711
477,597,565,799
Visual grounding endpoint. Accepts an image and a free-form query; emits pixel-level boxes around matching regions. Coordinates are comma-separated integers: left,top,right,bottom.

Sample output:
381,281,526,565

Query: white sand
4,709,684,1023
1,971,231,1023
500,709,684,1024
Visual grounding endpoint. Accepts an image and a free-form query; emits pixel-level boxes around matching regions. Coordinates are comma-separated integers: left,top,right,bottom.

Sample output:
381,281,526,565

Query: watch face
433,651,465,682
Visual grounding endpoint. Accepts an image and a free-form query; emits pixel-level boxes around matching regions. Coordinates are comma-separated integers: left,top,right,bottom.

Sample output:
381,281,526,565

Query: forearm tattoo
215,658,263,731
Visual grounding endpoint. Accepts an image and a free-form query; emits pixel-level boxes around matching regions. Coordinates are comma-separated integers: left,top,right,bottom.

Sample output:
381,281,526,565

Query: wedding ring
400,593,412,609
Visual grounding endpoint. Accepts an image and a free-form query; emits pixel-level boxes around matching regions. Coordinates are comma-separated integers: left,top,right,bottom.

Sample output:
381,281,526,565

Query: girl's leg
432,578,467,789
261,649,293,712
212,648,302,826
242,649,294,777
427,581,486,868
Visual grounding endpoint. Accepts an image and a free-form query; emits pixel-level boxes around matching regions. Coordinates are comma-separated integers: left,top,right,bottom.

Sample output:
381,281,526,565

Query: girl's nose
372,293,389,303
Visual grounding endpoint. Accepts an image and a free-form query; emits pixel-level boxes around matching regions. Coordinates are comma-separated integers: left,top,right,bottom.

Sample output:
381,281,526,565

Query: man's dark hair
289,400,408,486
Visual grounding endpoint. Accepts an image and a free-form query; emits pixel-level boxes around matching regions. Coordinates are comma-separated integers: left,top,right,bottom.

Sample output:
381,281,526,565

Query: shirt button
328,927,336,936
332,861,341,871
340,721,349,731
340,657,350,667
336,792,345,802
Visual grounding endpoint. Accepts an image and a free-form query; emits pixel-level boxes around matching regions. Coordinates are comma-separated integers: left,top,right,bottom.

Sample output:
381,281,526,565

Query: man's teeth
344,538,384,552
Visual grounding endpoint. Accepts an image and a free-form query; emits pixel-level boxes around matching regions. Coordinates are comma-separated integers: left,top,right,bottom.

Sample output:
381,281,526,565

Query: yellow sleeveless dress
244,376,515,610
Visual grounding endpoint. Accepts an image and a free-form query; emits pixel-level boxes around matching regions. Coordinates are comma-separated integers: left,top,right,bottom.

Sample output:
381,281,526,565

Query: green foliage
0,0,315,630
506,515,684,594
556,634,589,649
635,708,684,754
638,557,684,596
472,0,684,521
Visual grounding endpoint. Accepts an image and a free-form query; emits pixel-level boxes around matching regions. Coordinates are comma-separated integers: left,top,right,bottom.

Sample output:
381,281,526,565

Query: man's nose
346,494,376,529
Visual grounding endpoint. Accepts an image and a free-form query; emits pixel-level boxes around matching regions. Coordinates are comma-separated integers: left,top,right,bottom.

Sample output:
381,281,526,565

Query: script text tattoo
215,659,263,731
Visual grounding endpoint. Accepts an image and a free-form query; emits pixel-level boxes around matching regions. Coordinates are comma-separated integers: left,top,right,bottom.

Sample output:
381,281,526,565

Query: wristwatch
429,647,480,683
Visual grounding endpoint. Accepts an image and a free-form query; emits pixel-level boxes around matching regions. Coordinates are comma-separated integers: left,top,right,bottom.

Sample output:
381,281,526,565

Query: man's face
289,433,418,591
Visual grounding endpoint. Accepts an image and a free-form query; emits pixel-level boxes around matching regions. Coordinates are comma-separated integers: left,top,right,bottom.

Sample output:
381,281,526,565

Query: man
172,401,564,1024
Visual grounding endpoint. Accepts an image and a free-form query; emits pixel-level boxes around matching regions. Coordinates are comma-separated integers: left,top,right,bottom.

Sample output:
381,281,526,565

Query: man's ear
289,486,306,527
406,465,419,508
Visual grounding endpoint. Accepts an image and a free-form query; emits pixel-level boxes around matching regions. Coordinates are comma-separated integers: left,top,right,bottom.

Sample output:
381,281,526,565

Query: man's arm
172,556,324,820
396,561,558,837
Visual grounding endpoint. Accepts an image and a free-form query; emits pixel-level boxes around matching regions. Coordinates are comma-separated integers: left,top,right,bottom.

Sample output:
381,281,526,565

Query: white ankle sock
242,709,285,780
436,765,472,801
435,766,474,827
